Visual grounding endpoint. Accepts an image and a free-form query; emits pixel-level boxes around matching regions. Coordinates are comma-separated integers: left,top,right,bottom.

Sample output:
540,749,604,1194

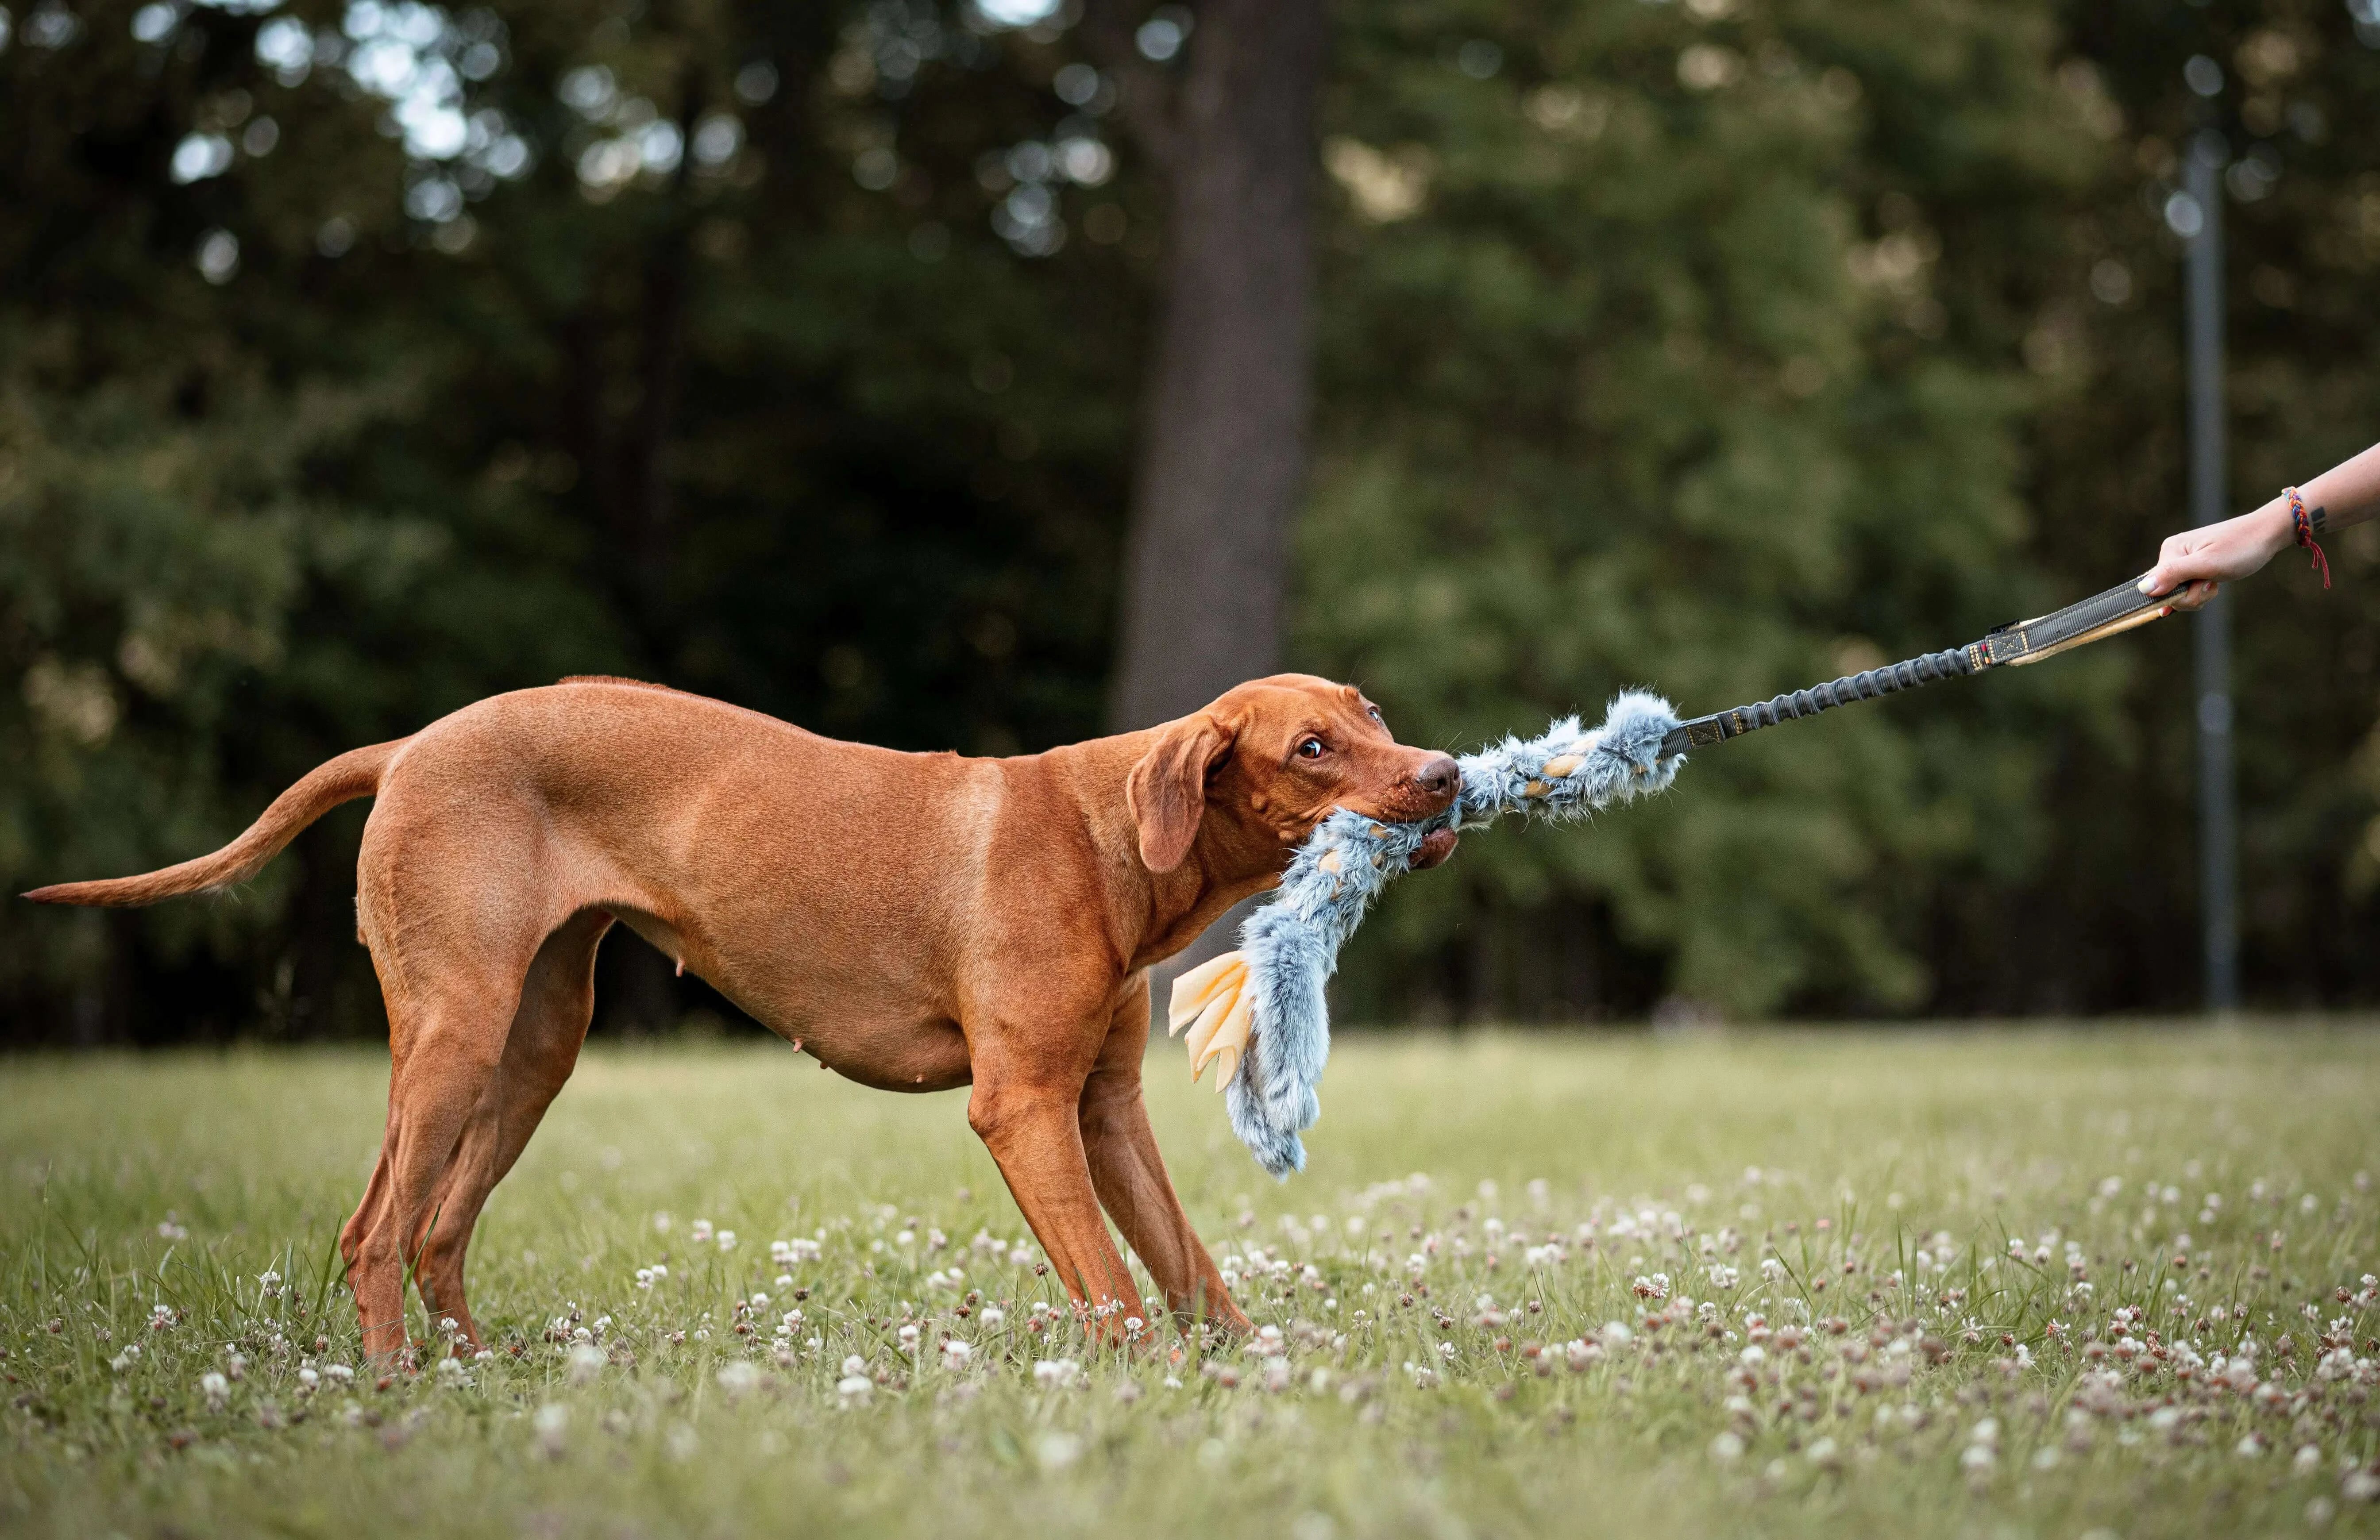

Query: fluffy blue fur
1223,691,1685,1175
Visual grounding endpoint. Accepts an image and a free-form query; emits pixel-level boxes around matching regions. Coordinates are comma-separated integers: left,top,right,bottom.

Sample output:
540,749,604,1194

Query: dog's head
1126,674,1460,875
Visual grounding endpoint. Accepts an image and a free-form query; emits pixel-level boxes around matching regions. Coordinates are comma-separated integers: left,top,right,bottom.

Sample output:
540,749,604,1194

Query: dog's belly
609,894,975,1094
700,951,974,1094
806,1014,973,1093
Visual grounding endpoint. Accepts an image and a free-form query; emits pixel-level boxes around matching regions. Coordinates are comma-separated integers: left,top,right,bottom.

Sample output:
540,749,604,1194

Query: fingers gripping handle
1659,647,1977,758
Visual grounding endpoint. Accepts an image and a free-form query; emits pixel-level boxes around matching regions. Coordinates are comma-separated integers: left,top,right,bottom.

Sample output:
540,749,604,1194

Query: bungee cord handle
1659,572,2176,758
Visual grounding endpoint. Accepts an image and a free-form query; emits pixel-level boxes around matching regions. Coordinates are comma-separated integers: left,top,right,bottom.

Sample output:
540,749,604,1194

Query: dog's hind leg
408,909,613,1353
342,897,548,1368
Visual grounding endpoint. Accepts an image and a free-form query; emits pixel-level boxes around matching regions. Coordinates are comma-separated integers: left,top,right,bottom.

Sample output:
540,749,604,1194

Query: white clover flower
716,1230,737,1251
690,1219,714,1242
532,1402,568,1457
1033,1358,1082,1389
324,1364,355,1385
979,1306,1006,1329
567,1344,605,1385
1034,1431,1083,1471
715,1360,760,1398
942,1339,974,1368
1711,1431,1745,1462
836,1374,874,1405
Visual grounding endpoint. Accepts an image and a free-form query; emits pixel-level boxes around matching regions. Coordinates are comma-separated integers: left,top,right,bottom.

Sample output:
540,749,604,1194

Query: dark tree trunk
1093,0,1329,729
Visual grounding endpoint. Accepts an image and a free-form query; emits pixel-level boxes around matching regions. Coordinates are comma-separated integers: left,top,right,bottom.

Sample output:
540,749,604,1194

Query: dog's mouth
1348,786,1458,826
1410,827,1459,870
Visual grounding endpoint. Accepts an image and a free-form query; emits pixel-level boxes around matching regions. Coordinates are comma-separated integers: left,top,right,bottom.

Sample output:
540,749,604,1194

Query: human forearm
2141,439,2380,603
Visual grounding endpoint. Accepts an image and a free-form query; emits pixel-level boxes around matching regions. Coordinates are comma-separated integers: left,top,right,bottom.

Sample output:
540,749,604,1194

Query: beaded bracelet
2287,485,2332,589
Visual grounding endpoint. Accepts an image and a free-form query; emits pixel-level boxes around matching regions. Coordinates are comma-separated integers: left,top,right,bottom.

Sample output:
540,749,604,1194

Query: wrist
2253,500,2297,561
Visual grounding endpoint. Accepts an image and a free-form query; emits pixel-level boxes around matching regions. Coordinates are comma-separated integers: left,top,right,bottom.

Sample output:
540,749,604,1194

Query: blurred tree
1086,0,1330,729
0,0,1147,1042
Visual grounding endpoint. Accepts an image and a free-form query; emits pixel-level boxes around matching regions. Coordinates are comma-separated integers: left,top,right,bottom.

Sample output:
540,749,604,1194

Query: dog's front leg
1080,976,1250,1337
967,1050,1151,1345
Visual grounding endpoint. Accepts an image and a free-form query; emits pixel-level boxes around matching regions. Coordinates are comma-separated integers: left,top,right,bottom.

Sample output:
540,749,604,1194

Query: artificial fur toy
1169,691,1685,1177
1180,568,2187,1177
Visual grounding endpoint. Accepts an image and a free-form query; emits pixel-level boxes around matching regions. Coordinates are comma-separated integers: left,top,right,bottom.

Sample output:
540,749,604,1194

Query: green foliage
4,0,2379,1036
0,0,1147,1039
1301,0,2380,1020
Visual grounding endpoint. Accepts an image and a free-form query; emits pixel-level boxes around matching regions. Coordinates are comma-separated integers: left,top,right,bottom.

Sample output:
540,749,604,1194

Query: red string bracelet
2287,485,2332,589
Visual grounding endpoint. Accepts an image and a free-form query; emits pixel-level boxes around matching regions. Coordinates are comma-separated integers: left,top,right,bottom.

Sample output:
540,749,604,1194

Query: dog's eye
1366,706,1384,725
1296,737,1326,760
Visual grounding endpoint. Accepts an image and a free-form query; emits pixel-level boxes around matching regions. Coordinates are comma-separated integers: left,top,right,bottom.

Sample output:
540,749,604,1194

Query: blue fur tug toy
1169,691,1686,1176
1172,568,2191,1175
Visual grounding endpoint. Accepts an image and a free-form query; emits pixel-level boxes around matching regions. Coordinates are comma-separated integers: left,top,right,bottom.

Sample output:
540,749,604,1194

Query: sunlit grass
4,1025,2380,1538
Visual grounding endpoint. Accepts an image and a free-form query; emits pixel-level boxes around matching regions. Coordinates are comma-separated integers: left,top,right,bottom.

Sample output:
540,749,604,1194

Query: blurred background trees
1,0,2375,1044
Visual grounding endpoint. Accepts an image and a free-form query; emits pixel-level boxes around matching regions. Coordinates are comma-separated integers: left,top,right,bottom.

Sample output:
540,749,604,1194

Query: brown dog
28,674,1458,1363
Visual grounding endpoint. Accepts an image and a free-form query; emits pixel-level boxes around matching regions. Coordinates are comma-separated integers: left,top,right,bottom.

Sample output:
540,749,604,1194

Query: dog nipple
791,1038,803,1054
673,957,684,976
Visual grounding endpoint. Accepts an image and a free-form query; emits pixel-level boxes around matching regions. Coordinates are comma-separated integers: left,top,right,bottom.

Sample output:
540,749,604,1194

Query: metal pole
2184,139,2239,1013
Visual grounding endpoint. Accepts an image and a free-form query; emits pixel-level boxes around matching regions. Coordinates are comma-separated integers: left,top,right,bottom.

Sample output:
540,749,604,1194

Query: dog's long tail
23,739,409,908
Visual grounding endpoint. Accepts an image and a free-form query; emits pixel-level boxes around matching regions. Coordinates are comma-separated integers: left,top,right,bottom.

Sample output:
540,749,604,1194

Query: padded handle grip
1975,573,2175,667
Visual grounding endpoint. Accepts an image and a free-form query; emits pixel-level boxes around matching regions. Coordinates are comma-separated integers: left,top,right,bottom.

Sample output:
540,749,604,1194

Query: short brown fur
26,674,1457,1363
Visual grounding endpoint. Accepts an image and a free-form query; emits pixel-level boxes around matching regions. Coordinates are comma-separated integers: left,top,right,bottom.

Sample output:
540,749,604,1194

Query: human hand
2138,502,2296,610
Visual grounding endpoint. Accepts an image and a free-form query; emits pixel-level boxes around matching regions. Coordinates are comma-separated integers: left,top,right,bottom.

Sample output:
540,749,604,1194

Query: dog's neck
1041,732,1308,974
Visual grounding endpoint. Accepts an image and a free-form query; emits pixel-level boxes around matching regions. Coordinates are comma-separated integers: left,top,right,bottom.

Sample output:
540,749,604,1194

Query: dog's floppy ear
1126,712,1234,874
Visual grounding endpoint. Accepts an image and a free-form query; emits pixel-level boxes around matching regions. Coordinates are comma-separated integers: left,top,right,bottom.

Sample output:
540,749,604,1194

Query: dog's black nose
1414,755,1458,803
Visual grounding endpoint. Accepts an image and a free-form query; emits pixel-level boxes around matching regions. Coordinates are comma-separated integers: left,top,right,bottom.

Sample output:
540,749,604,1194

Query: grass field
5,1026,2380,1538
